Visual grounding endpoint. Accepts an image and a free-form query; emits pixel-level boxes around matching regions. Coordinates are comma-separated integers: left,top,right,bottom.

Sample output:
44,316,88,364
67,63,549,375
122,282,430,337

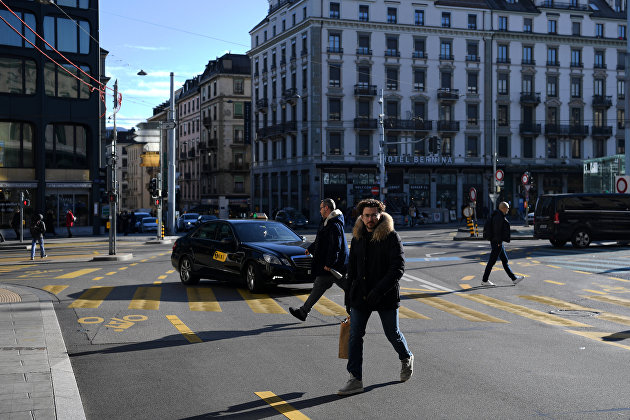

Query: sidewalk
0,284,85,419
453,222,535,241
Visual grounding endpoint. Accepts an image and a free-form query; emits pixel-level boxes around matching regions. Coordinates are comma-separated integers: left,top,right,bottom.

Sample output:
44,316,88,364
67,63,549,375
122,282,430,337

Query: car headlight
263,253,290,266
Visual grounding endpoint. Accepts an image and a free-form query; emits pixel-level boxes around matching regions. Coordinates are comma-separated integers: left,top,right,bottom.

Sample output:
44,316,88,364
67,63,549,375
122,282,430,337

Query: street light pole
167,72,176,235
109,80,118,255
378,89,386,202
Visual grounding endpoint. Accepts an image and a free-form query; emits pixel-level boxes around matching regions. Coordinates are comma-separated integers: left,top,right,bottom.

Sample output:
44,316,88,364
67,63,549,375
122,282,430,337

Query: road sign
462,206,473,218
160,121,177,130
521,173,529,185
371,186,379,196
616,176,630,193
469,187,477,202
495,170,504,182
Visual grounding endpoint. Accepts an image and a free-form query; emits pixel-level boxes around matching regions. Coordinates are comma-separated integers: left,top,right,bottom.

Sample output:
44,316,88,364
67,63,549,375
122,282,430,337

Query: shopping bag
338,316,350,359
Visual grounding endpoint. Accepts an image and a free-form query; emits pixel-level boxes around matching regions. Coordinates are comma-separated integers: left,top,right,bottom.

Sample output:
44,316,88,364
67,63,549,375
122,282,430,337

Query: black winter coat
307,209,349,276
489,210,511,243
345,213,404,311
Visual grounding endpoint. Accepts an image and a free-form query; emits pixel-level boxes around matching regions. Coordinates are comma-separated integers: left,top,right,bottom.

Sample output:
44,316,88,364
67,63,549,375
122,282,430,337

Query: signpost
616,175,630,193
371,186,379,196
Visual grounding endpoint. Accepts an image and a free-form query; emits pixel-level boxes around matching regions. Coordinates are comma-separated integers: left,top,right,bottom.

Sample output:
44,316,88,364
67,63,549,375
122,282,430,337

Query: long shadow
602,330,630,342
401,282,514,299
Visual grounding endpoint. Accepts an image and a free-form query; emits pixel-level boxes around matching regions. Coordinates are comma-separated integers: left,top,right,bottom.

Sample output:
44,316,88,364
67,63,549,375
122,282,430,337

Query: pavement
453,221,535,241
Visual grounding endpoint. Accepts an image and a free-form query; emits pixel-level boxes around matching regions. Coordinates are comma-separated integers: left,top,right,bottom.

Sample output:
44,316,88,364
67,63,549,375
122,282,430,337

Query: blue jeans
482,241,515,281
30,237,46,259
347,307,412,381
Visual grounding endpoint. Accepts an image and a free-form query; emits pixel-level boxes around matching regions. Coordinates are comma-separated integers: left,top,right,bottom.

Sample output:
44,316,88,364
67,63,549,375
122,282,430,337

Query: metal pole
157,125,163,240
626,4,630,175
109,80,118,255
378,89,386,202
167,72,176,234
19,192,23,243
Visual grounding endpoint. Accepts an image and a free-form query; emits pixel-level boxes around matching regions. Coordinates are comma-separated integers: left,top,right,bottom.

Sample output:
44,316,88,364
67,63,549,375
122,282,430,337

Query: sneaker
481,280,495,287
30,257,34,261
337,376,364,396
289,307,307,322
512,275,524,285
400,355,414,382
41,255,47,259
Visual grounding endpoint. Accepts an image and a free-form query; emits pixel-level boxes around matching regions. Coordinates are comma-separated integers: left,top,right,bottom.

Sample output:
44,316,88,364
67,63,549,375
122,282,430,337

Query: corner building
248,0,627,221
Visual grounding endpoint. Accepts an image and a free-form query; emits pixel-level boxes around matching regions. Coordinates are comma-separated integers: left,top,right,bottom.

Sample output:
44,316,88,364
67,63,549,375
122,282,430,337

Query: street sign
495,170,504,182
160,121,177,130
521,173,529,185
616,176,630,193
469,187,477,202
462,206,473,218
371,186,379,196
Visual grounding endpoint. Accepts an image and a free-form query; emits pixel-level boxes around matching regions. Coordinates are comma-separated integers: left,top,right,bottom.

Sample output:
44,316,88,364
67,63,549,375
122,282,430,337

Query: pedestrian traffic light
108,192,118,203
22,198,30,207
154,197,161,207
149,178,157,197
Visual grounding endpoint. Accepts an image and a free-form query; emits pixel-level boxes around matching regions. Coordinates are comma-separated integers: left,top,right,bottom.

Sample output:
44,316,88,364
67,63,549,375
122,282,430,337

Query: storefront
322,171,347,211
44,182,92,230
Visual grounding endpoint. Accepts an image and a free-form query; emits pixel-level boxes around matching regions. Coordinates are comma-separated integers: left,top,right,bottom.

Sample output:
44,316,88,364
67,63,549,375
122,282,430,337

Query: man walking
338,198,413,396
29,214,47,260
289,198,348,321
481,201,524,286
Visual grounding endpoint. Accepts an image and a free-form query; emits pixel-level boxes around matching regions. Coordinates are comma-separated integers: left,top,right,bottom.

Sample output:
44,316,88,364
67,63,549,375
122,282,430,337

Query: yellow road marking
119,266,128,271
460,294,590,327
106,272,116,276
42,285,69,295
461,275,475,281
92,251,99,255
544,280,565,285
460,284,472,289
238,289,287,314
166,315,202,343
0,265,35,273
547,265,561,269
530,260,540,264
128,287,161,310
153,281,162,285
254,391,309,420
130,263,138,266
574,270,591,275
140,259,148,262
404,293,507,323
187,287,221,312
54,268,101,279
609,277,630,283
398,306,430,319
166,270,175,274
565,330,630,351
585,294,630,309
520,295,630,326
92,277,103,281
293,292,346,316
584,289,606,295
158,275,167,280
68,286,114,309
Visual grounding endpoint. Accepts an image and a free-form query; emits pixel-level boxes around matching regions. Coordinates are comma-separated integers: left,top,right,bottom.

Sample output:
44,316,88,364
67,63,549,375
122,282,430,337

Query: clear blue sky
99,1,268,129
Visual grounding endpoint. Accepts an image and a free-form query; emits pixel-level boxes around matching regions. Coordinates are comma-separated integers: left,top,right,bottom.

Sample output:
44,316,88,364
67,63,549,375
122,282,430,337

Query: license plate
539,224,547,229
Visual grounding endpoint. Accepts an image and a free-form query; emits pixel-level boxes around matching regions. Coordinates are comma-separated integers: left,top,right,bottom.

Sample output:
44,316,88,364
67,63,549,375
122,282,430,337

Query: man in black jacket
338,199,413,396
482,201,524,286
289,198,349,321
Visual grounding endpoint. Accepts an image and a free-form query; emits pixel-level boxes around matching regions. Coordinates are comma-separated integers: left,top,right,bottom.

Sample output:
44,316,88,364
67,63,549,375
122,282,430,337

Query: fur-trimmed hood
323,208,344,226
352,212,394,241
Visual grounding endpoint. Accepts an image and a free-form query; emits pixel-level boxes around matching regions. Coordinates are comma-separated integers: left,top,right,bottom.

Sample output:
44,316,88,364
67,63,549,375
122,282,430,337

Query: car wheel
179,256,200,285
571,229,591,249
245,262,264,293
550,239,566,248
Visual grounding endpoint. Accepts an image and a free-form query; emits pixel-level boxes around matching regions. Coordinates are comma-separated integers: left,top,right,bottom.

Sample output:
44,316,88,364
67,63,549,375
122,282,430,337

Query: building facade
176,76,201,210
248,0,627,221
1,0,102,232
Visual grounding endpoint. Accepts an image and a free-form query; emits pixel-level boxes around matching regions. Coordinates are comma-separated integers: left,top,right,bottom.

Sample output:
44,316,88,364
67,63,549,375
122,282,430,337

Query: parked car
139,217,158,233
132,212,151,232
275,208,308,229
526,212,534,226
534,193,630,248
171,219,313,292
176,213,200,232
195,214,218,227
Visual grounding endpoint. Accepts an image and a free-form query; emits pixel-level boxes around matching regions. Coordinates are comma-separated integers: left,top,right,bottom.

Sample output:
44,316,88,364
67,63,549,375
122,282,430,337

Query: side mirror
300,235,306,241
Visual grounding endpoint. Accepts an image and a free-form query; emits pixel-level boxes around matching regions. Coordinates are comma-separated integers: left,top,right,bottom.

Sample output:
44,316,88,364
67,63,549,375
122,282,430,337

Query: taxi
170,214,313,292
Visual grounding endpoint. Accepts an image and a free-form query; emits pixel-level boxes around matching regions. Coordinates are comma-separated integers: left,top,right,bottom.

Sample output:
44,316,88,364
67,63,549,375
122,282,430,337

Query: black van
534,193,630,248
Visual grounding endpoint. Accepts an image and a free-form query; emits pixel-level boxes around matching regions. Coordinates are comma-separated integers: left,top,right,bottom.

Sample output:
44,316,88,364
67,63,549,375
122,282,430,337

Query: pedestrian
289,198,349,321
408,203,416,228
65,209,75,238
338,198,413,396
0,230,5,242
29,214,46,260
45,210,56,237
130,212,137,234
11,208,20,239
481,201,524,286
122,211,129,236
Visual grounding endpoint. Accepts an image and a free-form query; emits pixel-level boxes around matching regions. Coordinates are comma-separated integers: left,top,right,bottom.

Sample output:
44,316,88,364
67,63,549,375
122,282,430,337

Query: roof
200,53,251,84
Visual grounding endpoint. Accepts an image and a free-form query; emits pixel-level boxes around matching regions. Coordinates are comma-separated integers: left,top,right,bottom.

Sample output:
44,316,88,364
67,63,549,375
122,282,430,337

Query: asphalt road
2,230,630,419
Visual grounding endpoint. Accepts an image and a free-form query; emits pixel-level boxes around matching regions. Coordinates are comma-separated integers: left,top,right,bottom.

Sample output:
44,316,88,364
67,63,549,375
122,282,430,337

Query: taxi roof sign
252,212,268,220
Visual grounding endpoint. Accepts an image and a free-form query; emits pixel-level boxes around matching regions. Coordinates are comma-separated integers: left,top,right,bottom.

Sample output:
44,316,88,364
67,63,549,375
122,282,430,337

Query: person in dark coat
289,198,348,321
11,208,20,239
481,201,524,286
29,214,47,260
338,198,413,396
45,210,56,237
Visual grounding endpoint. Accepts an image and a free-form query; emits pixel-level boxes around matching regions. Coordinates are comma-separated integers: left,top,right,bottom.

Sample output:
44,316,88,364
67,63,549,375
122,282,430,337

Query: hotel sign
386,155,454,165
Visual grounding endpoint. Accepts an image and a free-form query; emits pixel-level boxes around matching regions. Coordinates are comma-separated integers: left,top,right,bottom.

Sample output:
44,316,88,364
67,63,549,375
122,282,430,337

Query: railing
592,95,613,108
354,84,378,96
439,54,454,61
327,47,343,54
569,125,589,136
538,0,589,11
592,126,613,136
356,47,372,55
465,55,479,62
383,118,432,131
570,62,583,68
282,87,298,101
385,49,400,57
188,148,196,157
594,63,607,69
520,92,541,104
268,0,294,14
437,88,460,100
519,123,542,135
497,57,511,64
547,60,560,67
437,120,460,131
256,98,269,111
353,118,378,129
283,121,297,132
522,59,536,65
413,51,427,59
179,152,187,159
229,162,249,171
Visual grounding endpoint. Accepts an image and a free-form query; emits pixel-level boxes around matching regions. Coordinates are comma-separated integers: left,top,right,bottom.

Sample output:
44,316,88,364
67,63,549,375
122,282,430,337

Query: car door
189,222,219,275
211,223,242,278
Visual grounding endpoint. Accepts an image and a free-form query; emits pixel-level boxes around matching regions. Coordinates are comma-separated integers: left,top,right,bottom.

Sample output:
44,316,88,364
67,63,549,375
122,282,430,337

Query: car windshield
233,222,302,242
183,214,199,220
142,217,155,223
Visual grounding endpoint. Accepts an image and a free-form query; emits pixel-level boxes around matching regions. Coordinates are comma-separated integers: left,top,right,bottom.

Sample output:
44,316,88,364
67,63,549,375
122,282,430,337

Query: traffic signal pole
19,191,23,243
109,80,118,256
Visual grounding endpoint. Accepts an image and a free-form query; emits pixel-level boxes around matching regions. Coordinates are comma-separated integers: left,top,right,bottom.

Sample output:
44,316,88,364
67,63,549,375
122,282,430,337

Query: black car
275,209,308,229
194,214,218,227
171,219,313,292
534,193,630,248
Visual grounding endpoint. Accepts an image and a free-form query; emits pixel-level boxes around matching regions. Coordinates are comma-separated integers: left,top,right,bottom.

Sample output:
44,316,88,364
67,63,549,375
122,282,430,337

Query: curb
453,235,535,241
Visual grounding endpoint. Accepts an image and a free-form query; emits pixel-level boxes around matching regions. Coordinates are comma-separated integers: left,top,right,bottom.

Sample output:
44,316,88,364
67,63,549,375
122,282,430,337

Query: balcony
570,61,583,68
522,59,536,66
413,51,427,59
592,95,612,108
327,47,343,54
354,118,378,129
356,47,372,55
519,123,542,135
437,88,460,101
520,92,541,105
545,124,569,136
268,0,295,14
199,142,208,152
256,98,269,112
569,125,589,136
229,162,249,172
208,137,218,148
437,120,460,132
537,0,589,11
179,151,187,159
617,63,626,70
594,63,607,69
439,54,454,61
183,172,191,180
385,49,400,57
354,84,378,96
282,87,299,103
497,57,511,64
384,118,432,131
465,55,480,62
547,60,560,67
592,126,613,137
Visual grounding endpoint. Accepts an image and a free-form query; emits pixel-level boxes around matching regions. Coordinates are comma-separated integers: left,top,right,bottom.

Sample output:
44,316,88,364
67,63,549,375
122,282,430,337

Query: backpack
30,220,43,237
482,214,493,241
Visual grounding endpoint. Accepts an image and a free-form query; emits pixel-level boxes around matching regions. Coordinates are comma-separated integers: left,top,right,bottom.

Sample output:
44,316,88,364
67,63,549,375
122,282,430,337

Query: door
211,223,241,277
189,222,219,275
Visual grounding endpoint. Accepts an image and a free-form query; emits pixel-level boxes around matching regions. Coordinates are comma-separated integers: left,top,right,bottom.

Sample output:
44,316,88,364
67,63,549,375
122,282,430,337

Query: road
1,230,630,419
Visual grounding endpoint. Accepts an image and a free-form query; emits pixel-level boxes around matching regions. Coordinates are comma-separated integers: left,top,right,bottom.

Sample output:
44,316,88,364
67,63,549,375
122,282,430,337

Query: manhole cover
549,309,600,317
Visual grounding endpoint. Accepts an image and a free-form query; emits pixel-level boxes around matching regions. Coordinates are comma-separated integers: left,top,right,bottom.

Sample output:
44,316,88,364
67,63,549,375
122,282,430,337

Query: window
441,137,452,156
548,19,557,34
547,138,557,158
385,36,399,56
328,33,341,53
467,72,478,94
467,103,478,125
386,67,398,90
441,71,452,90
233,102,244,119
571,49,582,67
498,136,508,157
413,136,425,156
596,23,604,37
0,10,36,48
413,68,425,91
413,101,425,120
497,104,509,126
358,134,370,156
594,78,604,96
440,40,452,60
0,57,36,94
570,77,582,98
466,136,478,157
359,5,369,21
44,16,90,54
358,100,370,118
414,38,426,58
523,137,533,158
442,12,451,28
571,139,581,158
358,65,370,86
282,20,286,31
328,98,341,120
618,79,625,99
302,33,308,54
594,50,605,68
273,26,276,36
44,63,91,99
302,67,307,89
234,126,244,143
329,132,342,155
329,64,341,87
357,34,371,55
522,46,533,64
330,2,340,19
497,73,509,95
45,124,87,169
619,25,626,39
386,135,399,156
572,21,581,36
498,16,508,31
522,74,533,94
497,44,509,63
523,18,532,33
467,42,478,61
302,132,309,156
387,8,397,23
468,14,477,29
0,121,34,168
547,47,558,65
593,138,605,158
233,78,244,94
415,10,424,26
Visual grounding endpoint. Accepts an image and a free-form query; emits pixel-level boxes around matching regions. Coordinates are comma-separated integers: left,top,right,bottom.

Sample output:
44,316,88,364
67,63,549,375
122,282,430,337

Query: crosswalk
528,247,630,276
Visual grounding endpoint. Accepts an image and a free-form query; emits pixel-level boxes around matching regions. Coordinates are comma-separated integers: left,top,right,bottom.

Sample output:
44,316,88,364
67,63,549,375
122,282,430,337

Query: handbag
338,316,350,359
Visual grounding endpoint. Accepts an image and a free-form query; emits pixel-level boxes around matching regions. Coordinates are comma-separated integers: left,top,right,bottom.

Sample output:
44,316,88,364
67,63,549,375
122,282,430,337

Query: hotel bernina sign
386,155,454,165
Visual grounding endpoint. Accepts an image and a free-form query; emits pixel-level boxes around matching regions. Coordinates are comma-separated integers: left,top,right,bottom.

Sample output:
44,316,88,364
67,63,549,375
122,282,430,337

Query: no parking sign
616,176,630,193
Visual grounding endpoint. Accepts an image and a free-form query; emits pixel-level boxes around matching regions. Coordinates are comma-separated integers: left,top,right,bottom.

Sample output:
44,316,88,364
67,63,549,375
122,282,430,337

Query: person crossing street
481,201,524,286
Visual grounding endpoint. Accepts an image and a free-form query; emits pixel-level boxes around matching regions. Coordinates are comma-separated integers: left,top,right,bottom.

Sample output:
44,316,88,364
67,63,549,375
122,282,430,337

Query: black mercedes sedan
171,219,313,292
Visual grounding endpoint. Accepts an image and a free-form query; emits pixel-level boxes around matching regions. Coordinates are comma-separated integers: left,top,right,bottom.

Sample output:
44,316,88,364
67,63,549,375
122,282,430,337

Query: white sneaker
513,275,524,285
481,280,495,287
337,375,363,396
401,355,414,382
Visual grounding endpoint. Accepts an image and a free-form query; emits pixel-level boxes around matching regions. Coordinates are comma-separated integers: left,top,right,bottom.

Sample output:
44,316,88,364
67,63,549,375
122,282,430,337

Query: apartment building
176,76,201,210
248,0,626,221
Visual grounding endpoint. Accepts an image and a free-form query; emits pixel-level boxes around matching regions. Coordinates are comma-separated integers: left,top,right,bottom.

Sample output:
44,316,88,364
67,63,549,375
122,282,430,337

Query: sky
99,1,269,130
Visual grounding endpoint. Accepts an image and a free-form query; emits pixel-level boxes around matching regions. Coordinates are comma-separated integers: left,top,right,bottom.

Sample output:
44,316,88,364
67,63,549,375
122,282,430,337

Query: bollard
466,217,475,237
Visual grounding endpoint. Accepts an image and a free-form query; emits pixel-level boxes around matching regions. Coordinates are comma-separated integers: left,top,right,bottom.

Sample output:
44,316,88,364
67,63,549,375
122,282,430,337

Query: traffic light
154,197,161,207
108,192,117,203
22,198,30,207
149,178,157,197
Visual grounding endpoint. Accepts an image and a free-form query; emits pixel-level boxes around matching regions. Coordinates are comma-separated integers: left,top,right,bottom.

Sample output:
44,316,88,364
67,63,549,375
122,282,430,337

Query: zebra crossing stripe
255,391,309,420
187,287,221,312
55,268,100,279
399,306,430,319
43,285,69,295
237,289,287,314
520,295,630,326
585,294,630,309
565,330,630,351
166,315,202,343
128,287,161,310
68,286,114,309
403,292,507,323
293,292,346,316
